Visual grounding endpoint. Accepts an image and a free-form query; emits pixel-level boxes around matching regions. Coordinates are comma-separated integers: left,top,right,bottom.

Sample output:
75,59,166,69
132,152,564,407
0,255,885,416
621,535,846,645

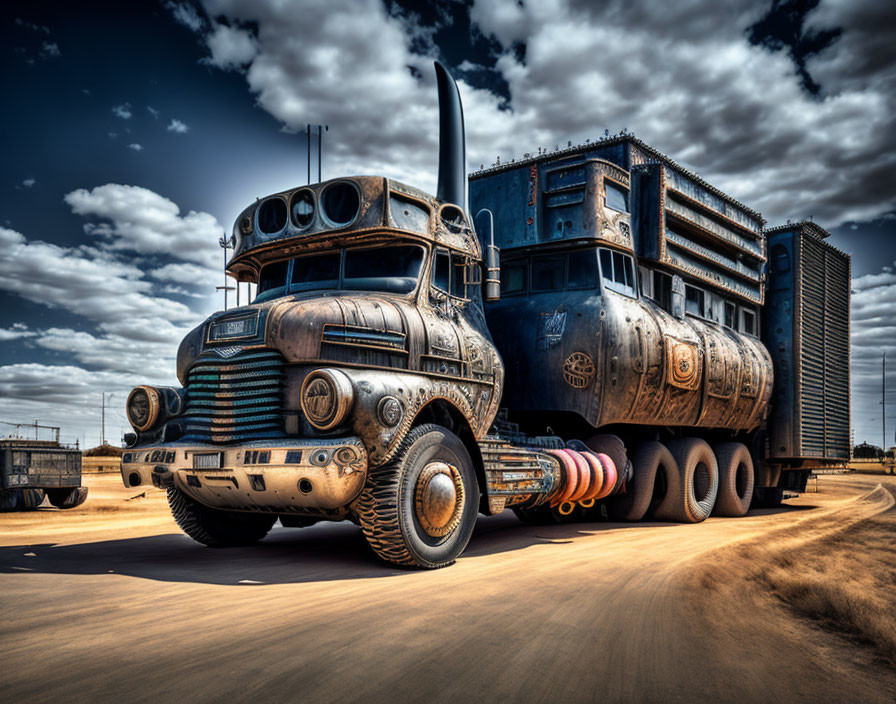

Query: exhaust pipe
434,61,466,212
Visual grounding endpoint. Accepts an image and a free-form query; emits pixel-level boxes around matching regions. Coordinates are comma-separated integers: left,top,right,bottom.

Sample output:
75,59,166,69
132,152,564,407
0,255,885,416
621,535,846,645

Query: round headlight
300,369,354,431
127,386,161,432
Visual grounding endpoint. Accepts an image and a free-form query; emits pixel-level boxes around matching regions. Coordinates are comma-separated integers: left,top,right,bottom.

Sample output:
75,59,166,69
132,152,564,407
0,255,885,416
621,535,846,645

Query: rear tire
656,438,718,523
354,424,479,569
16,489,45,510
712,443,754,517
608,442,679,522
167,487,276,547
46,487,89,509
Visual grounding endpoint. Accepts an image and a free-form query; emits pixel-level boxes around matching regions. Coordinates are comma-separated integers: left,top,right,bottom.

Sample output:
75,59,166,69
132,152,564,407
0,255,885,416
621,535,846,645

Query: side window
532,255,565,291
599,248,636,297
653,270,672,311
638,266,652,298
724,301,736,329
605,181,629,213
451,256,466,298
501,260,527,296
741,308,757,336
256,260,289,298
567,250,599,290
685,284,705,317
433,250,451,292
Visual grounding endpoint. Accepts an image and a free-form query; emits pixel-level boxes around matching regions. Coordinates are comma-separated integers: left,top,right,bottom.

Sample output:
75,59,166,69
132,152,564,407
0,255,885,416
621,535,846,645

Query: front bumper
120,437,367,513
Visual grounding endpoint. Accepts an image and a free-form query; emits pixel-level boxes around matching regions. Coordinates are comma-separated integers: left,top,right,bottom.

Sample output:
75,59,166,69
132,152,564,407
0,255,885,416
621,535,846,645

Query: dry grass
754,510,896,662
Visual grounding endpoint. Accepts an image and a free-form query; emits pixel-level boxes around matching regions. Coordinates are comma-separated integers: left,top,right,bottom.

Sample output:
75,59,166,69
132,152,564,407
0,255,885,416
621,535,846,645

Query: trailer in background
0,432,87,511
763,221,851,500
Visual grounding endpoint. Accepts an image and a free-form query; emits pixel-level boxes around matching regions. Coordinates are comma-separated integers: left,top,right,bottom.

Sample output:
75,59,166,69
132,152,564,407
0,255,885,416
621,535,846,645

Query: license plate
210,314,257,341
193,453,222,469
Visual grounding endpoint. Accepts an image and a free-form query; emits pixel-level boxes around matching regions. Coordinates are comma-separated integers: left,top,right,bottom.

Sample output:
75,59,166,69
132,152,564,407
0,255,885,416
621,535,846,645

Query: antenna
307,123,311,184
318,125,328,181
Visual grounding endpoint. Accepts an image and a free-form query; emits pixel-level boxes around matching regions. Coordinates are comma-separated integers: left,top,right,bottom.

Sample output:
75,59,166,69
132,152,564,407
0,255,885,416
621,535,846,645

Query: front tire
167,487,276,547
354,424,480,569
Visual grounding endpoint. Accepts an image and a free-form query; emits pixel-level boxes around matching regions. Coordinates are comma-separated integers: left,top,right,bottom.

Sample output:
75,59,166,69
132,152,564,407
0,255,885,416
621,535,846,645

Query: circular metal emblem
562,352,595,389
378,396,403,427
414,461,465,538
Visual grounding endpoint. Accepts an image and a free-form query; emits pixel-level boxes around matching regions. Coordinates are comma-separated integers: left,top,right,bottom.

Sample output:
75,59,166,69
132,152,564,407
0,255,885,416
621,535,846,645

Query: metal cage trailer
0,437,87,511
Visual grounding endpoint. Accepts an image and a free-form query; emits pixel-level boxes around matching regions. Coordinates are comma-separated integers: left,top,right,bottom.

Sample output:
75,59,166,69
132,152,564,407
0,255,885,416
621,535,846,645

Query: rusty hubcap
414,461,464,538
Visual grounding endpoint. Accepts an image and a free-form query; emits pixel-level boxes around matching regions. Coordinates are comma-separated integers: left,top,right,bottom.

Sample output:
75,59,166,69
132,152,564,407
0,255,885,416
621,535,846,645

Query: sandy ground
1,472,894,704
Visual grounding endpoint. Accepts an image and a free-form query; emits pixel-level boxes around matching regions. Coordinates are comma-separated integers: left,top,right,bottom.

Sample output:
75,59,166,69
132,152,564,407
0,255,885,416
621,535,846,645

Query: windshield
255,244,425,302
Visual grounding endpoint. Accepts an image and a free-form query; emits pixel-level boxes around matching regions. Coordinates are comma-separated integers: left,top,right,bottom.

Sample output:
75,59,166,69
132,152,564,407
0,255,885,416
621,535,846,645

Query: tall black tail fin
434,61,466,213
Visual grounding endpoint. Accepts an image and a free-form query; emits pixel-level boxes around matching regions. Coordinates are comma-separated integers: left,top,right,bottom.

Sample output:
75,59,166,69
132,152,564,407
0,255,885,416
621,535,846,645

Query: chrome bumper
120,437,367,512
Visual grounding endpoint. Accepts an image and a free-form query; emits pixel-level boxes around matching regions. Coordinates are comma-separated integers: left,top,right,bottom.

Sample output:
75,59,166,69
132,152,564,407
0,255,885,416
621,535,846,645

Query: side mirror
671,274,685,319
475,209,501,301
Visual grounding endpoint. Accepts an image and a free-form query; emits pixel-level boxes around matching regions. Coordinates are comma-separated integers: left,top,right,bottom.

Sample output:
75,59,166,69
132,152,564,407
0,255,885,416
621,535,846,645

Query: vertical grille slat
181,350,285,443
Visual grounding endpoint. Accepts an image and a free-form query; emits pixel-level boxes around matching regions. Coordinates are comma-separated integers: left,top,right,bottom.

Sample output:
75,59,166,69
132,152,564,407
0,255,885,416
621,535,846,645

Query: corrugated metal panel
797,234,850,459
182,350,285,443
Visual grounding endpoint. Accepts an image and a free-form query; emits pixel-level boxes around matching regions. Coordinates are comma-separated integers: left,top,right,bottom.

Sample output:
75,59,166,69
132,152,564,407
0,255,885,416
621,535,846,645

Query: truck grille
182,350,284,444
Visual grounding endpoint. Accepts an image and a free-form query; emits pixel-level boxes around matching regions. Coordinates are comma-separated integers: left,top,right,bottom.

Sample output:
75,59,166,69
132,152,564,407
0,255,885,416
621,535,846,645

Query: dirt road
1,473,894,703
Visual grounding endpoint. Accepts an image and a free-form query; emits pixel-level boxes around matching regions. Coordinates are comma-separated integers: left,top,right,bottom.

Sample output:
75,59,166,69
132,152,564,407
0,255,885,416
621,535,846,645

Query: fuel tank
487,287,772,432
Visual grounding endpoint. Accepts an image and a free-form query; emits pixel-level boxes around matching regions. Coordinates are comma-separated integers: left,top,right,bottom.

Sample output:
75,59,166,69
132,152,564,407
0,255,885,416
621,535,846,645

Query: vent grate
181,350,284,444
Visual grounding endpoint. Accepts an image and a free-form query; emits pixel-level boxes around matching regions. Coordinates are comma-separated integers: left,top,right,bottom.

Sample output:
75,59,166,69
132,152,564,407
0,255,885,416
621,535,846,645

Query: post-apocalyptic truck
1,424,87,511
120,63,850,568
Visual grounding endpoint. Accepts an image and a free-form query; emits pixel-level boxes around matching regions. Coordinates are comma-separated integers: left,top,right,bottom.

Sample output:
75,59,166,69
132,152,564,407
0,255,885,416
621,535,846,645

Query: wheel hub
414,461,465,537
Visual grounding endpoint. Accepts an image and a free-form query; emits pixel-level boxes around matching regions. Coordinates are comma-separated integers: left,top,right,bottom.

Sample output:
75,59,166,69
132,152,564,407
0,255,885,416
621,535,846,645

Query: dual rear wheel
611,437,754,523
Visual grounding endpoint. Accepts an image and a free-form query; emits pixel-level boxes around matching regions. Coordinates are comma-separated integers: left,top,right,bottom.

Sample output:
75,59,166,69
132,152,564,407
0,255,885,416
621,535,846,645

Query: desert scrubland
0,471,894,703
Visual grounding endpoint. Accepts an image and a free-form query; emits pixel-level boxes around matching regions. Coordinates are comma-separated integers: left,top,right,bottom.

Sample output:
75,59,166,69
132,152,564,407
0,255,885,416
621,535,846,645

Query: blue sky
1,0,895,448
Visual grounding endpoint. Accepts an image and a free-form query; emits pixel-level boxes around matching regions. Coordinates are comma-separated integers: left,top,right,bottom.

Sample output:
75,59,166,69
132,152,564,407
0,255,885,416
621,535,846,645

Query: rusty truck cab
120,174,504,525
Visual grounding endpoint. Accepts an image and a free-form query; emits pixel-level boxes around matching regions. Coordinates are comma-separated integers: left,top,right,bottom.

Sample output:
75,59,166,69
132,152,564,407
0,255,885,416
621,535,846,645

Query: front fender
340,370,481,467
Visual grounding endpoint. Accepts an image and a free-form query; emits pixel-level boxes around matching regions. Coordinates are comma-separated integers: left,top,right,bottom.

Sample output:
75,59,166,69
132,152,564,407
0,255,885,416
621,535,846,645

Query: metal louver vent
182,350,284,444
798,236,850,459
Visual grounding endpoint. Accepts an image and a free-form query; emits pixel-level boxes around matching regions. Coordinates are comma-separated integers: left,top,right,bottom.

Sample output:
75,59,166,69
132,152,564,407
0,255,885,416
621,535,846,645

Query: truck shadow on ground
0,505,809,586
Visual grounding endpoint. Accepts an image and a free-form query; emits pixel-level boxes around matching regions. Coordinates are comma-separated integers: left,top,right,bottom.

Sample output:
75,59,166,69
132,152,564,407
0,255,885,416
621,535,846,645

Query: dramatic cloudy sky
1,0,894,449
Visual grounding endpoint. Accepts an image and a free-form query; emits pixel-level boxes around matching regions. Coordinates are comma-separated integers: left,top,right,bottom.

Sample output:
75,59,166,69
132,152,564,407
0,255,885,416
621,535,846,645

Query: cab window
685,285,705,317
501,260,528,296
605,181,629,213
598,247,636,297
432,248,469,299
532,256,565,292
257,261,289,299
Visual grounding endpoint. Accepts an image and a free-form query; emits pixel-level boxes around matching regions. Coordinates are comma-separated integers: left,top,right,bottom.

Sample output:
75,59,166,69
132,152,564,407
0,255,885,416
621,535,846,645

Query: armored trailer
0,434,87,511
120,63,850,567
470,136,849,514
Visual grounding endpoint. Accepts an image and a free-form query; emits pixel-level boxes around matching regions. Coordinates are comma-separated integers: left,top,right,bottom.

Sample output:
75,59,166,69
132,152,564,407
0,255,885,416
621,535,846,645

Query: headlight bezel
126,385,161,432
300,369,354,431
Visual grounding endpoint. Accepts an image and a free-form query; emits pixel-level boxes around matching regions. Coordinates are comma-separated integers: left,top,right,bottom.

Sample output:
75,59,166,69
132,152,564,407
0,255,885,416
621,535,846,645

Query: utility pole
217,235,235,310
883,352,887,451
101,392,106,446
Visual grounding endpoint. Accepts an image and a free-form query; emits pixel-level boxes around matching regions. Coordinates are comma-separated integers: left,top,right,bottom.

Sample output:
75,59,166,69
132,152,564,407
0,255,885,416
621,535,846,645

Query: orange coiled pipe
547,449,579,506
559,449,592,502
592,452,617,500
578,450,605,501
